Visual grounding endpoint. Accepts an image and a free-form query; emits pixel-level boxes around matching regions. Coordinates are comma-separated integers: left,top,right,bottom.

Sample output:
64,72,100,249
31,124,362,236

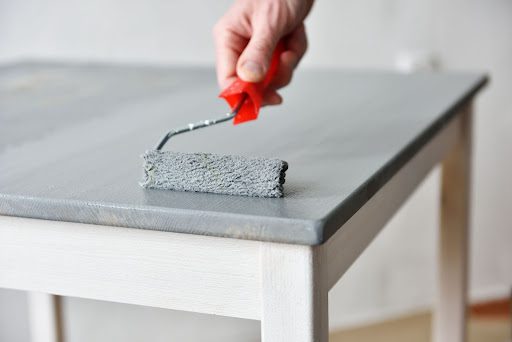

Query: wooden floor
331,299,510,342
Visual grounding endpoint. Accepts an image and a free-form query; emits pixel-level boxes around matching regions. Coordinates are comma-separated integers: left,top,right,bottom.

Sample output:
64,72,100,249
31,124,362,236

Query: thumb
237,26,280,83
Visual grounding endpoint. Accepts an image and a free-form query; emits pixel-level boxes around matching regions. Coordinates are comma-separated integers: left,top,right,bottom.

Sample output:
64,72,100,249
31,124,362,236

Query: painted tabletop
0,63,486,245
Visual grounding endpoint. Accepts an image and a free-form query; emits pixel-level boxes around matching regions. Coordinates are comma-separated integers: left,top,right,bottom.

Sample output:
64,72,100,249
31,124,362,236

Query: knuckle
212,21,223,37
212,19,230,39
258,0,286,32
248,39,274,60
252,40,271,54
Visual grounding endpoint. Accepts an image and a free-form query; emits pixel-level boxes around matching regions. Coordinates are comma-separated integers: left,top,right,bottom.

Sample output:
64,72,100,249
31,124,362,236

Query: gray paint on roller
0,62,487,245
141,150,287,198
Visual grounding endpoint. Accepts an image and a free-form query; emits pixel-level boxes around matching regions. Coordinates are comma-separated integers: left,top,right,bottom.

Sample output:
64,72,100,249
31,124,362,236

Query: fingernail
240,61,264,81
273,94,283,104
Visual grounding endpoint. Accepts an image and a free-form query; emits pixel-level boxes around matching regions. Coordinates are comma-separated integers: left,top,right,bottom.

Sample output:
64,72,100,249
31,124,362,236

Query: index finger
213,23,246,90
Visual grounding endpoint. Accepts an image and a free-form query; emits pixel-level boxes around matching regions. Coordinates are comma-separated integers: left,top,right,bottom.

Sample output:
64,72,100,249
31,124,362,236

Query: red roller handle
219,41,284,124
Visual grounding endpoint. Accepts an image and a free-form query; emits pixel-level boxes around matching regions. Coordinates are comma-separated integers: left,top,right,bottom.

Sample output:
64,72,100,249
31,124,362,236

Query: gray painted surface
0,63,486,244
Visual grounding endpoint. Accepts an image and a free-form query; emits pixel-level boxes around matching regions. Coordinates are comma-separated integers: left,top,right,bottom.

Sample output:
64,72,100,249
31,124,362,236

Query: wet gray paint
0,62,486,245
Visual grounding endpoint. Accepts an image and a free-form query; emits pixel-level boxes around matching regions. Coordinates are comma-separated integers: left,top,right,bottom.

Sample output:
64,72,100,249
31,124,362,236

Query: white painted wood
434,104,472,342
27,292,63,342
325,112,463,289
260,243,328,342
0,216,260,319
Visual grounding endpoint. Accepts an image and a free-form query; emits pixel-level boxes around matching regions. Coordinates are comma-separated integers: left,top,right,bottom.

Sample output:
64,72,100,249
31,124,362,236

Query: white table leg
434,104,472,342
27,292,63,342
261,243,328,342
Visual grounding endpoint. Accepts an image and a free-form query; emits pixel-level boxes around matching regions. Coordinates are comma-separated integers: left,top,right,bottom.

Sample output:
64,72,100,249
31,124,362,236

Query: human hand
213,0,313,106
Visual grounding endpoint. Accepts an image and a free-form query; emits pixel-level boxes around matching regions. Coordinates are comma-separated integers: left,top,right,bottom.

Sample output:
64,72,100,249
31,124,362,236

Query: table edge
0,71,489,245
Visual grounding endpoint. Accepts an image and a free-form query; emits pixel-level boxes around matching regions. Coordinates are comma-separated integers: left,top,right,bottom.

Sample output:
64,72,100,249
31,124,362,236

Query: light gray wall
1,0,511,340
0,289,30,342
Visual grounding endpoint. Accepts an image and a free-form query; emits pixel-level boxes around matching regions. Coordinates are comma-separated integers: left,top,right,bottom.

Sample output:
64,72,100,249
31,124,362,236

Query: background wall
1,0,511,340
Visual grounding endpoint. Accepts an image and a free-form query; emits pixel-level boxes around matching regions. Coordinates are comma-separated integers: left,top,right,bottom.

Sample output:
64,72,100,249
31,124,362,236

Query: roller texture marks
141,150,288,198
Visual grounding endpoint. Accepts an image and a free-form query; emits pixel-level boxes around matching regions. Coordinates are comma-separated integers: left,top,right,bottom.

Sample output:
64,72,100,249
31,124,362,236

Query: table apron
0,217,261,320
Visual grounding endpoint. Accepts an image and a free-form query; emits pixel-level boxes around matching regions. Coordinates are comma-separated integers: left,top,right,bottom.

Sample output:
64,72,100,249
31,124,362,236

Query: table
0,62,487,342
